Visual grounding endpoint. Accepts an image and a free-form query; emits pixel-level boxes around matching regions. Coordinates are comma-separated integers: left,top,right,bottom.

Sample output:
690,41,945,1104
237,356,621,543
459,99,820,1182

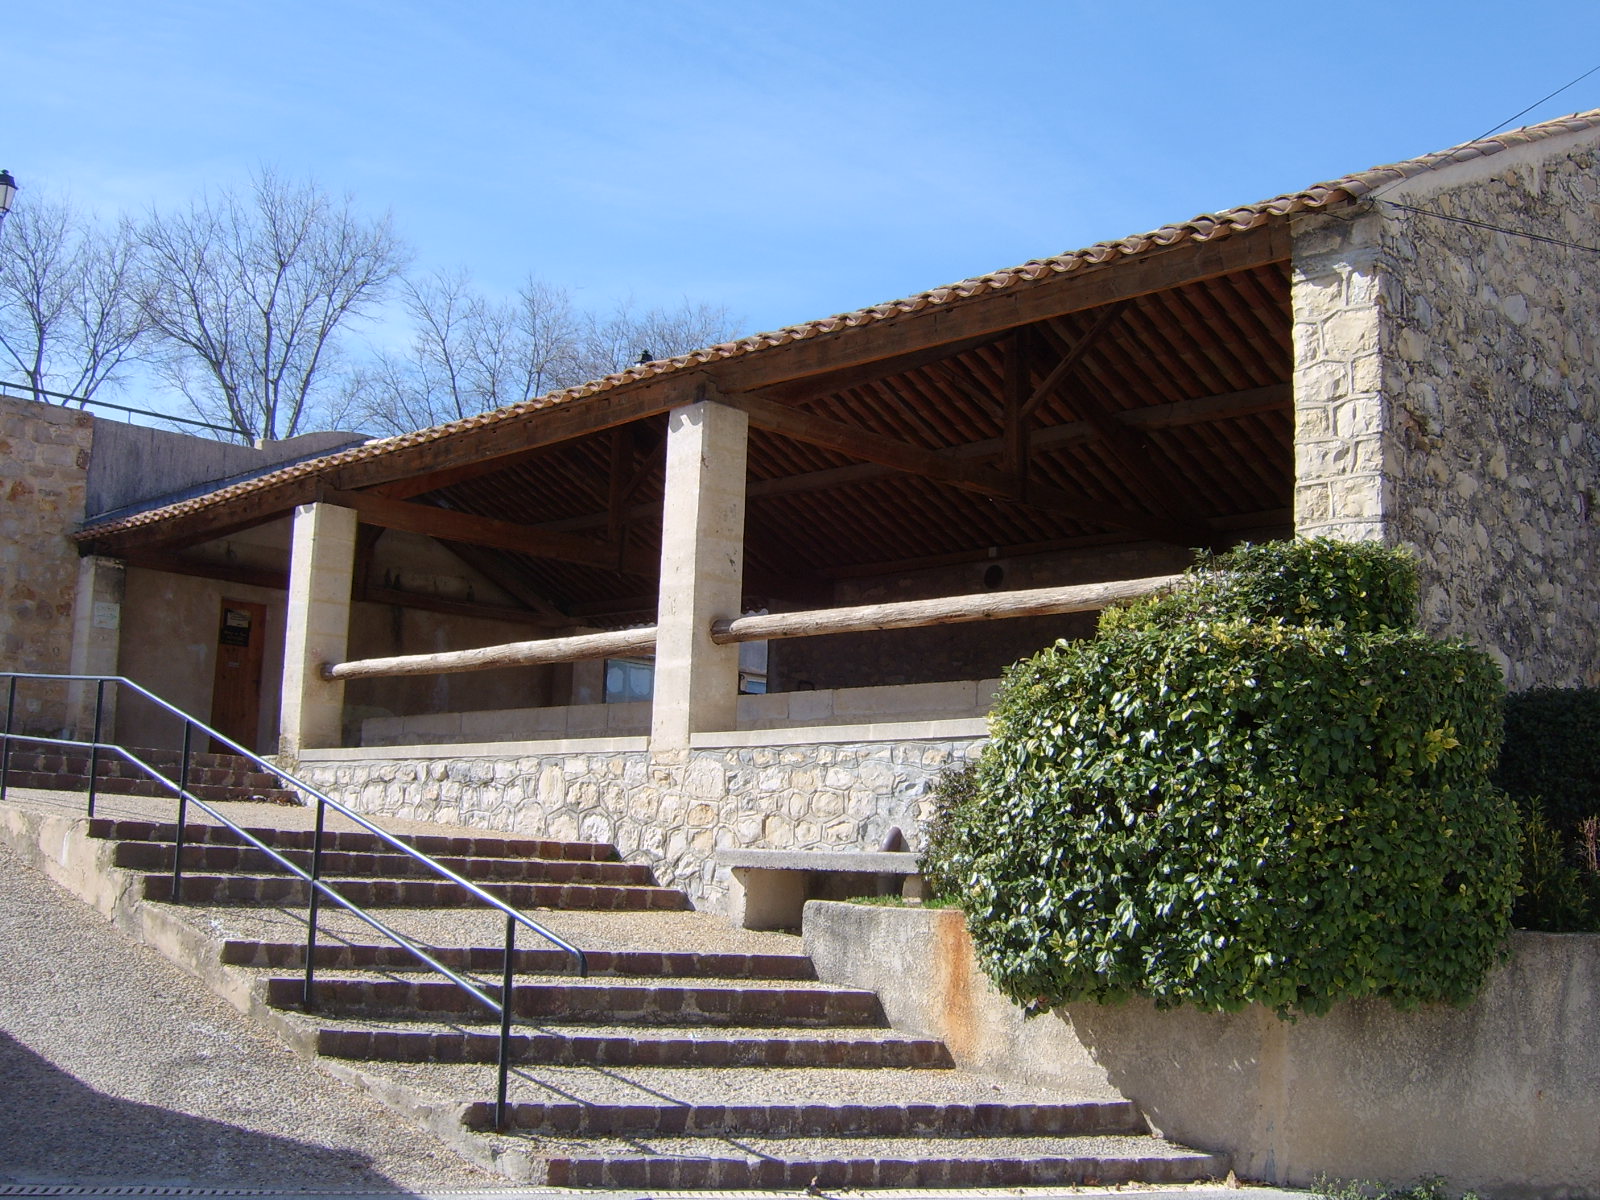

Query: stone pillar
651,400,749,749
67,556,125,739
1290,213,1393,543
279,502,358,755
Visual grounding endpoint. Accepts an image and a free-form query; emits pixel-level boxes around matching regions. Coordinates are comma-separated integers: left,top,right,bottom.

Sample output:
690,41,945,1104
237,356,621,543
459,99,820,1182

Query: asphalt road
0,838,502,1193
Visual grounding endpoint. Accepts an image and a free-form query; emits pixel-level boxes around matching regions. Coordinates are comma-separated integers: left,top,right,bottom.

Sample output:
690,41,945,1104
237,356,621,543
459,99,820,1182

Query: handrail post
303,795,327,1010
172,722,193,902
0,676,15,803
87,680,106,818
496,912,517,1132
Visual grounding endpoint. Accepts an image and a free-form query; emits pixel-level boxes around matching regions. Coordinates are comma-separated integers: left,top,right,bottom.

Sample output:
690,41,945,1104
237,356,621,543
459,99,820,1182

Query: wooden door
210,600,266,753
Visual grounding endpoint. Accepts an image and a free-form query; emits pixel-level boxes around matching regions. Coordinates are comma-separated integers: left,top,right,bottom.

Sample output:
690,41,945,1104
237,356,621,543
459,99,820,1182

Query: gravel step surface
111,842,655,884
222,938,815,978
91,817,619,862
141,872,690,910
272,966,845,990
0,839,498,1190
361,1062,1114,1109
269,975,885,1025
179,901,804,956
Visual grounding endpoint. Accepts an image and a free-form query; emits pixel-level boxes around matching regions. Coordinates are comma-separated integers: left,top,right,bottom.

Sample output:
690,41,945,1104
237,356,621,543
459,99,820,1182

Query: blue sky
10,1,1600,395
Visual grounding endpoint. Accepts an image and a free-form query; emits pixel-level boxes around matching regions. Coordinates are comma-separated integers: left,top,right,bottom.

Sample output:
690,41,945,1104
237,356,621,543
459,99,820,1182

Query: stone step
112,842,655,886
89,818,617,862
534,1135,1228,1189
223,939,815,980
141,873,688,910
267,976,884,1026
3,746,298,802
3,769,298,804
470,1096,1146,1138
315,1021,952,1068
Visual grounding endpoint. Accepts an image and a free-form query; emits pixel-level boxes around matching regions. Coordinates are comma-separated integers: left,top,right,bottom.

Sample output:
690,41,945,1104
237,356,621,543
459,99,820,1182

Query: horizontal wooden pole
322,626,657,682
710,574,1182,643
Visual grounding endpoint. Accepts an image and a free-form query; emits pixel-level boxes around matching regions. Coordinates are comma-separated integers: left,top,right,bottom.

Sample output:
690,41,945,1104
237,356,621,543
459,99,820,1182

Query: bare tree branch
137,169,408,441
0,193,147,403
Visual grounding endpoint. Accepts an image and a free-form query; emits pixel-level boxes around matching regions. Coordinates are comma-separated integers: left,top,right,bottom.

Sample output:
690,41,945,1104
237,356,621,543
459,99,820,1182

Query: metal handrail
0,382,249,436
0,671,590,1129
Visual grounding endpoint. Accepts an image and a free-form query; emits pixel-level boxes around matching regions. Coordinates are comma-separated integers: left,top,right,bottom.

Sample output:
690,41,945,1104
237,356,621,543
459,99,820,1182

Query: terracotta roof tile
77,108,1600,542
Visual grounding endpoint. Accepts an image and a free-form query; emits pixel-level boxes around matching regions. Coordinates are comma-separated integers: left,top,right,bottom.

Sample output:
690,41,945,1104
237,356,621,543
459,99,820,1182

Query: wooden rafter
320,488,656,575
1019,302,1128,419
721,393,1207,545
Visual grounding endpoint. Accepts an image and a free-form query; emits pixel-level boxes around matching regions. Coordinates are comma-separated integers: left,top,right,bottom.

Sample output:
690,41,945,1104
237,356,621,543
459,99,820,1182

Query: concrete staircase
60,812,1227,1188
3,745,298,804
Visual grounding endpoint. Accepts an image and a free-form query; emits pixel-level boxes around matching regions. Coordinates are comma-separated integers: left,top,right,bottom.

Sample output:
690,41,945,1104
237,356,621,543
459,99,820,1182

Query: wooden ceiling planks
88,256,1296,619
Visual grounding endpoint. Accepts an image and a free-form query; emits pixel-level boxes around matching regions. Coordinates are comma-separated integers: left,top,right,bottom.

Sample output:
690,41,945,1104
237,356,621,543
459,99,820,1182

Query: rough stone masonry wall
1379,140,1600,689
1293,133,1600,689
293,735,982,910
0,394,92,733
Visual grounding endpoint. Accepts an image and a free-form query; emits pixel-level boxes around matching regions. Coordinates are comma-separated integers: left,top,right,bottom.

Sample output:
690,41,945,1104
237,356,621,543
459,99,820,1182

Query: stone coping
716,848,922,873
295,736,649,762
297,720,986,762
691,718,988,749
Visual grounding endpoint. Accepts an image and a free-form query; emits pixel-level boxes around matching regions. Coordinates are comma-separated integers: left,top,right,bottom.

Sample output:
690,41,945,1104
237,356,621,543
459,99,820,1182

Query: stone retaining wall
292,728,985,910
0,394,93,735
806,902,1600,1199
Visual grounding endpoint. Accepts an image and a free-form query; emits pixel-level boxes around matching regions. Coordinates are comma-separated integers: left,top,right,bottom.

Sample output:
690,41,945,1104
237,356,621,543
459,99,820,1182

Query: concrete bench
715,847,928,930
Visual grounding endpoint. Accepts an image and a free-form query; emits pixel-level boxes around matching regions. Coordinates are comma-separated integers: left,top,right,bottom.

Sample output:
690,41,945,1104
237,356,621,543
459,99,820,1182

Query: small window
604,658,654,703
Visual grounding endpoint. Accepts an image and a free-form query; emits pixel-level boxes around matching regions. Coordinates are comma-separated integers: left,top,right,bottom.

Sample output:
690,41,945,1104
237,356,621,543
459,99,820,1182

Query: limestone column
279,502,358,755
651,400,749,749
67,555,125,739
1290,212,1393,543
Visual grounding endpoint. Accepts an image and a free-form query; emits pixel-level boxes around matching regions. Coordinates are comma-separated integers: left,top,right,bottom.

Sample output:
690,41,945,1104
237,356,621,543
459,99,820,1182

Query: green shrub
932,539,1520,1018
1496,686,1600,835
1512,800,1598,931
920,761,980,902
1493,687,1600,932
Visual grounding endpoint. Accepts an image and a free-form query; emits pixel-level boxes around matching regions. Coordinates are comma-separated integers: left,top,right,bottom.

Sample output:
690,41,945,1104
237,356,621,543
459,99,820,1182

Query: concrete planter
803,900,1600,1199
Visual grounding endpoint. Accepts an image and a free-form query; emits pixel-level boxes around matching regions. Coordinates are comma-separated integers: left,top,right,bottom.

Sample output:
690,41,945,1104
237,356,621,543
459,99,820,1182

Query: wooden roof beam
742,383,1288,502
721,393,1208,546
320,488,657,575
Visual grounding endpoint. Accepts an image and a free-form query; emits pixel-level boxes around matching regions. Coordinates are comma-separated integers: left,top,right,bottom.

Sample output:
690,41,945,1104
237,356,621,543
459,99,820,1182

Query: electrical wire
1375,200,1600,255
1369,61,1600,203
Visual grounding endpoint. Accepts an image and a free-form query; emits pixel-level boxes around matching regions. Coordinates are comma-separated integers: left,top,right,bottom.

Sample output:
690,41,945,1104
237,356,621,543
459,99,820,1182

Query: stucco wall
1293,127,1600,689
0,395,93,735
292,729,983,908
806,902,1600,1200
116,567,287,752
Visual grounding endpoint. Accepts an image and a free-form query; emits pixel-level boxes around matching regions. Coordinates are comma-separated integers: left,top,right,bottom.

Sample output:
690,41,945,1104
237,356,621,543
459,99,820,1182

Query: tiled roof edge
77,108,1600,542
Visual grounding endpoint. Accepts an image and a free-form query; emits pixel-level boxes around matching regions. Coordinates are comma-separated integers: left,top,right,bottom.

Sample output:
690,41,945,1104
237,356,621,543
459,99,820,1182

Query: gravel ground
360,1063,1094,1108
191,904,806,959
0,837,503,1191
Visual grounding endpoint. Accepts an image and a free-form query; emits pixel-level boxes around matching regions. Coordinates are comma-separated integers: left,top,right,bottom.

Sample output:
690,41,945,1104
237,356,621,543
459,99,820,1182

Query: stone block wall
1378,138,1600,688
0,394,93,734
293,732,983,910
1291,128,1600,689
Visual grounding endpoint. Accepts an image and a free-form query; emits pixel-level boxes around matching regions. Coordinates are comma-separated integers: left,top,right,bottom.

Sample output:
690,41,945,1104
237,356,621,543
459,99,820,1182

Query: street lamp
0,171,17,227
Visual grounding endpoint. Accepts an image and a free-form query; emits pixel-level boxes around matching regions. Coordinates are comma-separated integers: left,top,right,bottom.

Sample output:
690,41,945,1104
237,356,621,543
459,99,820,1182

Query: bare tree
576,297,740,379
137,169,407,441
0,193,147,404
352,271,589,435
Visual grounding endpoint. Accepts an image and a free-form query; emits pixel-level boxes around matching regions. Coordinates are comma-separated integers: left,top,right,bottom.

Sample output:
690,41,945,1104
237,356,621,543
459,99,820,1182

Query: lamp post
0,171,17,229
